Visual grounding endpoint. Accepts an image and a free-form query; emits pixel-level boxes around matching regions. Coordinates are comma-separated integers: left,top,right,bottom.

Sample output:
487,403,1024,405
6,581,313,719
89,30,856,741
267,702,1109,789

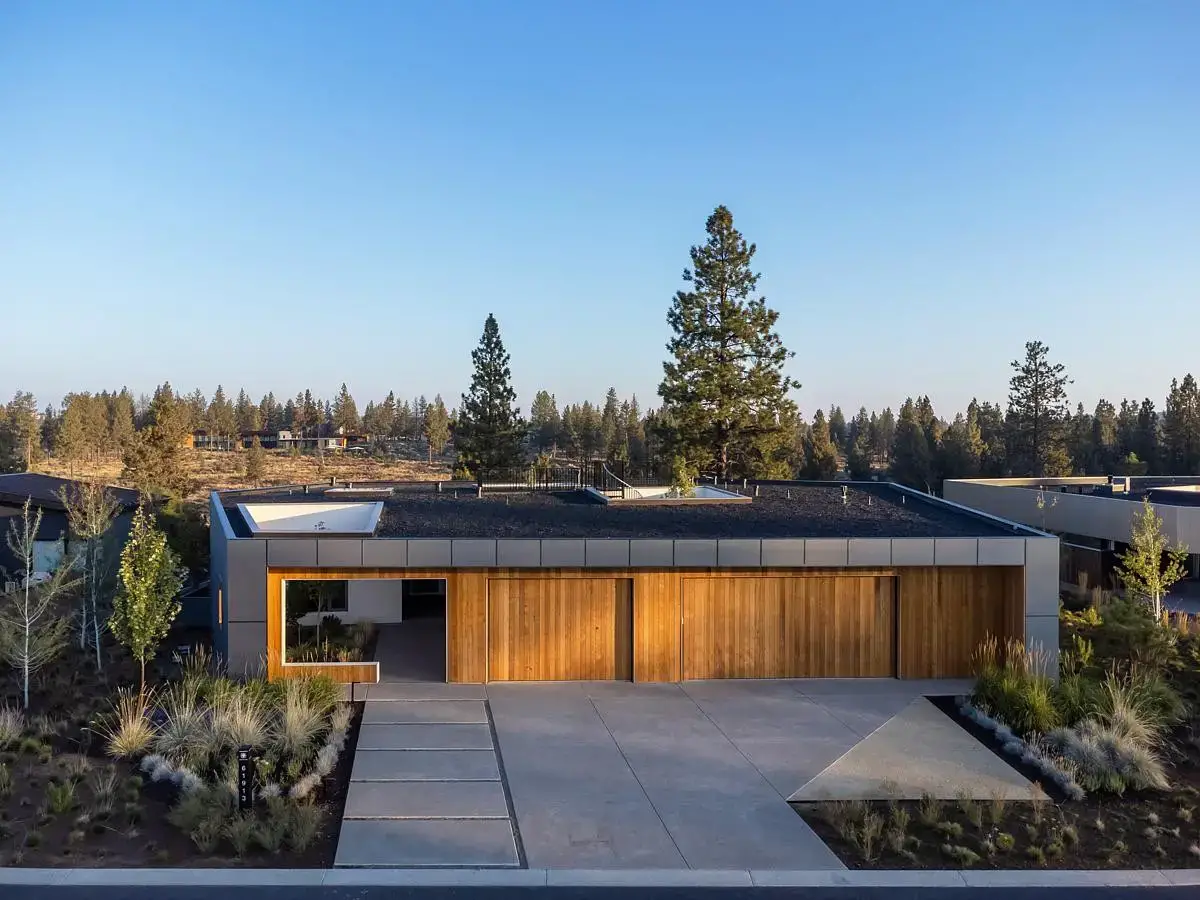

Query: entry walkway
335,683,520,868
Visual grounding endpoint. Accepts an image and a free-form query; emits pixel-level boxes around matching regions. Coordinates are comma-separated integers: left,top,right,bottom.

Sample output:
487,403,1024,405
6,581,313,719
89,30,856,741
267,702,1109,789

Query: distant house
0,473,140,587
186,428,367,453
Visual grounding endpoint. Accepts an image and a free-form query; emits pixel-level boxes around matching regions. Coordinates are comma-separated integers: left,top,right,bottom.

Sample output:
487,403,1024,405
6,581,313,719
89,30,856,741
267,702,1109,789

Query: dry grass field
35,448,451,499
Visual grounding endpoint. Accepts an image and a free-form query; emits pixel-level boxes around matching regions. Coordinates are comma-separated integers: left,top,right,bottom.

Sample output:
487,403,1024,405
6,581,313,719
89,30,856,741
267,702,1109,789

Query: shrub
971,637,1060,736
45,780,76,814
1045,720,1169,793
0,763,11,799
918,792,943,826
254,796,290,852
0,705,23,748
100,688,155,759
223,812,257,857
273,679,325,765
285,801,322,851
995,832,1015,851
1054,672,1102,727
209,691,270,754
155,682,208,768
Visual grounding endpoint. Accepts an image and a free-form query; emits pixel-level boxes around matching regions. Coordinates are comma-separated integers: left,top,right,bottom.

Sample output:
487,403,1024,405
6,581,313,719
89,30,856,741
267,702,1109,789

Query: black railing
590,459,667,496
477,466,582,492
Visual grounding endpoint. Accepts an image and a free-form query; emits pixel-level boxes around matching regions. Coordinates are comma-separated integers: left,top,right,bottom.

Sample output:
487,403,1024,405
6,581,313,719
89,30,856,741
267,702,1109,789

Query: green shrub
972,637,1060,735
1054,672,1103,727
45,780,76,814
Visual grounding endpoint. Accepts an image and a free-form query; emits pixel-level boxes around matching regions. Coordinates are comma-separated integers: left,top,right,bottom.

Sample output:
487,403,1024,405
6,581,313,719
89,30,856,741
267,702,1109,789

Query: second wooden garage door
682,576,896,679
488,578,632,681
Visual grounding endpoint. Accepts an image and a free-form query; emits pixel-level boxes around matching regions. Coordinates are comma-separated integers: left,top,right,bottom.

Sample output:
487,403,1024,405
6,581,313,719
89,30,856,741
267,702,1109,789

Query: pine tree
1005,340,1071,477
890,398,934,491
827,406,847,450
332,383,360,434
1162,374,1200,475
1091,399,1119,473
1067,403,1093,474
244,436,266,485
378,392,397,439
183,388,208,433
869,408,896,466
423,395,451,463
940,410,984,480
658,206,799,479
122,387,190,497
1135,399,1160,474
803,410,839,479
0,392,41,472
56,395,90,470
600,388,621,460
625,396,646,469
973,400,1008,476
529,391,561,454
208,385,236,439
234,389,253,432
455,314,525,475
108,389,136,451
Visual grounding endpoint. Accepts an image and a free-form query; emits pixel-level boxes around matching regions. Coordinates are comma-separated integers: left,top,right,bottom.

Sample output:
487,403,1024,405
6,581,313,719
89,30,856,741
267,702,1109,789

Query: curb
1,866,1199,887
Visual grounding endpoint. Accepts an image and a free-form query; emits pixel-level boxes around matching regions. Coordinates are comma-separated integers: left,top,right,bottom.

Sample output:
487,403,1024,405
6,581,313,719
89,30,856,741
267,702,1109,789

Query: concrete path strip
350,749,500,781
3,867,1199,887
343,779,510,819
334,819,520,867
356,722,494,750
789,696,1032,801
362,699,488,724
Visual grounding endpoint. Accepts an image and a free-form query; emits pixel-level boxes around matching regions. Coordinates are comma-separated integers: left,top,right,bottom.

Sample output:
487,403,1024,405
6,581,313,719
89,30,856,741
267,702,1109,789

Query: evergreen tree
0,392,41,472
1067,403,1093,474
600,388,621,460
183,388,208,433
973,400,1008,476
282,398,297,430
1005,340,1071,476
423,395,451,463
108,389,136,450
940,410,984,480
802,410,839,479
1091,399,1119,473
658,205,799,479
207,385,236,439
244,436,266,485
378,391,397,438
301,390,319,435
869,408,896,466
529,390,561,453
122,387,190,497
890,398,934,491
624,396,646,469
846,407,873,478
1135,399,1160,474
1162,374,1200,475
291,391,310,435
56,395,90,469
332,383,360,433
455,314,525,474
40,404,59,457
1116,398,1140,463
234,389,254,432
827,405,847,450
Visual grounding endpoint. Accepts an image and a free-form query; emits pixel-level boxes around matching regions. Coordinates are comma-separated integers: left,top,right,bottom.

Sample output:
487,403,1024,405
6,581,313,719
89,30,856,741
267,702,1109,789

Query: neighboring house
209,478,1059,687
187,428,367,452
945,476,1200,592
0,473,140,587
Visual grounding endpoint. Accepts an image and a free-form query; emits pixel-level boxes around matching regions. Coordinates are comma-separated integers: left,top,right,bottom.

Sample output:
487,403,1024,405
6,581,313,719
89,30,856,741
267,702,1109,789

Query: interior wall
294,578,405,625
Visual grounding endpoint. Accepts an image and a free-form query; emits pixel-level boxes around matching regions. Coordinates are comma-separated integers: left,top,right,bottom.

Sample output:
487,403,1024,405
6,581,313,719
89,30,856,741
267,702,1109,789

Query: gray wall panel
629,540,674,567
804,539,848,567
977,538,1026,566
226,621,268,678
541,539,585,567
451,540,498,567
717,540,761,567
761,539,805,567
496,540,540,568
847,539,891,567
934,538,979,566
891,538,935,566
362,539,408,568
674,540,717,567
585,540,631,568
407,539,452,568
316,539,364,568
227,539,268,622
1024,536,1061,618
267,539,317,567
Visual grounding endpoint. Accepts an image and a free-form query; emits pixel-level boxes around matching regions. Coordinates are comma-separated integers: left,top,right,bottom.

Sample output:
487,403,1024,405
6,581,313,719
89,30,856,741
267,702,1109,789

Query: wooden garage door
682,576,896,679
488,578,632,681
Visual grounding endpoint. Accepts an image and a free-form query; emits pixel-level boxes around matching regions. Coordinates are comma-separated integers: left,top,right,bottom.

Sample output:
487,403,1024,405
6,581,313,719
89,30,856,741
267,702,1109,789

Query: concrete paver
344,780,510,819
363,700,488,725
352,749,500,782
357,723,493,750
335,818,520,867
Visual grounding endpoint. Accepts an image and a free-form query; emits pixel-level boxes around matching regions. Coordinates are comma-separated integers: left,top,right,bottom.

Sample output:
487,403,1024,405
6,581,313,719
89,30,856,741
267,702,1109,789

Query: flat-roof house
945,476,1200,593
209,477,1060,686
0,473,140,586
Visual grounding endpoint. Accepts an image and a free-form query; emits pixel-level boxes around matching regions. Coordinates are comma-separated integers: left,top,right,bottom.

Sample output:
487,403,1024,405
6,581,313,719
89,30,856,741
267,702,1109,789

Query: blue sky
1,1,1197,420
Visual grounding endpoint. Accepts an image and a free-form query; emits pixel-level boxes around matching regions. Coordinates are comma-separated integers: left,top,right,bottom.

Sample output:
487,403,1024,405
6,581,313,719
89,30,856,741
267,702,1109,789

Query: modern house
208,478,1060,686
186,428,366,452
0,473,140,586
944,476,1200,592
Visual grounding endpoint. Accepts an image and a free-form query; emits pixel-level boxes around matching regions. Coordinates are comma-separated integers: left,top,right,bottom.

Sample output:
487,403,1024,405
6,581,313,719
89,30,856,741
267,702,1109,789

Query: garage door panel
683,576,896,679
488,578,631,681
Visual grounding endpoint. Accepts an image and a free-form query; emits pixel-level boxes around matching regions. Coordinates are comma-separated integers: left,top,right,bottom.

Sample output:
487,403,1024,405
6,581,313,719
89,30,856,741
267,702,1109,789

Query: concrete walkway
336,684,520,868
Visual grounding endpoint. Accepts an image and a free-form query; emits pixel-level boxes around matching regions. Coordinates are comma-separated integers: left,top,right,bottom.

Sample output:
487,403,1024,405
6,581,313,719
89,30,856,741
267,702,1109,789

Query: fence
477,466,583,492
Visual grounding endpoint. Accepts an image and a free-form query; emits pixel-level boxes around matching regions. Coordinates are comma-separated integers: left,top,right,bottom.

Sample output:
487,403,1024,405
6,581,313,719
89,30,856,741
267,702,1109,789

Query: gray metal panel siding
451,540,498,567
673,540,717,567
760,539,805,567
1024,536,1061,618
804,539,848,567
541,539,585,567
407,540,452,568
585,540,631,568
226,621,268,678
1025,615,1060,669
977,538,1026,566
267,539,317,567
208,494,230,652
316,539,364,568
847,539,891,567
890,538,935,566
496,540,541,568
362,539,408,568
717,540,761,567
629,540,674,567
227,539,268,623
933,538,979,566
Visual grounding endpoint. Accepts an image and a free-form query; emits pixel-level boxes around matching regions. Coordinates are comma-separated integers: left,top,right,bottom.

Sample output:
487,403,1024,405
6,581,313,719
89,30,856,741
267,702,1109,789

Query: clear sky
1,1,1197,420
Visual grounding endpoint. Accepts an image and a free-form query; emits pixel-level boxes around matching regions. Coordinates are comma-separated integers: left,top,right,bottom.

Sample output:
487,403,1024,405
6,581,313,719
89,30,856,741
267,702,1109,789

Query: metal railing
476,466,582,492
599,462,643,499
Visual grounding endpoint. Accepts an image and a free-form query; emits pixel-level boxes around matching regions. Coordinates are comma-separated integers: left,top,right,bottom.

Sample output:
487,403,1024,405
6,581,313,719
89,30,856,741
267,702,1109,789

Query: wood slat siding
897,566,1025,679
681,575,896,679
487,578,632,681
265,565,1021,683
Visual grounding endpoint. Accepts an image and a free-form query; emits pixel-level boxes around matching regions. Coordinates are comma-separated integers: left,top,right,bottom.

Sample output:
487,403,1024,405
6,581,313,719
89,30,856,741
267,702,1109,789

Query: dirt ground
35,449,450,500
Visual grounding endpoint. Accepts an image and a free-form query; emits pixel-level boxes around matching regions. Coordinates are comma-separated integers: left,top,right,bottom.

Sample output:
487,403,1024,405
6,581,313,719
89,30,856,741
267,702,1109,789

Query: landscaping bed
1,642,361,867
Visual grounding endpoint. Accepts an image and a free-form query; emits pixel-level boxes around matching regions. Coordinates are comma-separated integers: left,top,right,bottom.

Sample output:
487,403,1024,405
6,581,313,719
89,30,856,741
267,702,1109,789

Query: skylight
237,502,383,535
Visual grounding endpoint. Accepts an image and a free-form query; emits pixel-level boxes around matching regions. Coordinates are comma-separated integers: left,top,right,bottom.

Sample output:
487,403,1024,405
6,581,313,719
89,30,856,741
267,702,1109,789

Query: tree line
4,206,1200,494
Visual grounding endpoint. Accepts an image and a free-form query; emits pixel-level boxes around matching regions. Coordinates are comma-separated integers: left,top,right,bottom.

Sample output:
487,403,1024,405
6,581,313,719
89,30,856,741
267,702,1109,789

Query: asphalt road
2,887,1193,900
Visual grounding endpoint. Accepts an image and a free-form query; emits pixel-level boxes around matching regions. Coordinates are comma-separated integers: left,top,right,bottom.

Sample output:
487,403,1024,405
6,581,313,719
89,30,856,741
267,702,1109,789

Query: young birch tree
110,505,186,698
1114,497,1191,619
58,480,121,668
0,500,74,709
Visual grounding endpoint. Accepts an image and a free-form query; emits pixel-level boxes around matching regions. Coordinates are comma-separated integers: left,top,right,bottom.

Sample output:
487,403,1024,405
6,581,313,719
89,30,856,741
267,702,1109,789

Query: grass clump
0,705,23,748
971,637,1060,736
99,689,155,759
45,780,77,814
917,792,942,826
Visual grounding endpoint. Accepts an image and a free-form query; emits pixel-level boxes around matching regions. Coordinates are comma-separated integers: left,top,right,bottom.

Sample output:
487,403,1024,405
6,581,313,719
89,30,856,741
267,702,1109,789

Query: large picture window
283,579,375,663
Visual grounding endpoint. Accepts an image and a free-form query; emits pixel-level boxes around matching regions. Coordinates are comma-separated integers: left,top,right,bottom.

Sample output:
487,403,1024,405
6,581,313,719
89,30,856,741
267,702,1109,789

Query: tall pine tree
455,314,525,475
658,206,799,480
1005,340,1071,477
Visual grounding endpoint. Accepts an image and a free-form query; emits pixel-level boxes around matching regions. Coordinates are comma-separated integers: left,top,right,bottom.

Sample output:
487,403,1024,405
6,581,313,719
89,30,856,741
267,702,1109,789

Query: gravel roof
222,482,1023,540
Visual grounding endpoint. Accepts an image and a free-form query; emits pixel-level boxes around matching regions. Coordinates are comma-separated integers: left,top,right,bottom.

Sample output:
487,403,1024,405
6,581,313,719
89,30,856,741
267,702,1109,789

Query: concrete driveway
488,679,969,870
338,678,971,870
